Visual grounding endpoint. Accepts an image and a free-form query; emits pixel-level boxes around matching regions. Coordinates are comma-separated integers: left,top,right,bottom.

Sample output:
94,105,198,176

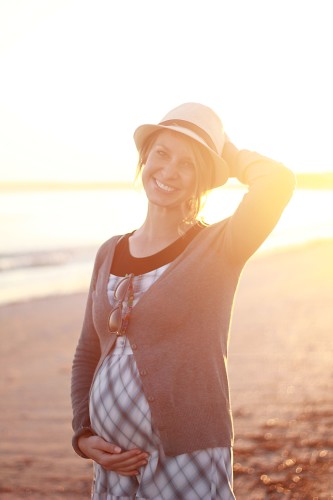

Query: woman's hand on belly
78,434,149,476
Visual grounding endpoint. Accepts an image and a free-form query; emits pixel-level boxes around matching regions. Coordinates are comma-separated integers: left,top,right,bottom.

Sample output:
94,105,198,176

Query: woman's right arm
71,251,102,457
71,243,150,472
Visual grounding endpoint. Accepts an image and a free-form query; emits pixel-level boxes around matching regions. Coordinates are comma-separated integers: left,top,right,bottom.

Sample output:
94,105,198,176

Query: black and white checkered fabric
89,267,235,499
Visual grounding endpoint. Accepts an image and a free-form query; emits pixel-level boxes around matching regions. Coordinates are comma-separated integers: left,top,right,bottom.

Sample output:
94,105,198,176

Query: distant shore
0,180,134,192
295,172,333,189
1,239,332,498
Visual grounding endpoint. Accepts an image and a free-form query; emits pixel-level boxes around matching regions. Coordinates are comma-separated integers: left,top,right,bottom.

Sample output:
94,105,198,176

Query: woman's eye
181,161,194,170
157,149,167,157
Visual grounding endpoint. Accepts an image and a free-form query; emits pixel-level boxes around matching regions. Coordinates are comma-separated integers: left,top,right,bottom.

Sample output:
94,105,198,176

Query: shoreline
1,239,333,497
1,238,332,308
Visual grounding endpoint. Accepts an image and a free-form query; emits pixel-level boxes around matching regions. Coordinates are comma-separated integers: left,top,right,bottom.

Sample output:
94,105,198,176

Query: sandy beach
0,240,332,499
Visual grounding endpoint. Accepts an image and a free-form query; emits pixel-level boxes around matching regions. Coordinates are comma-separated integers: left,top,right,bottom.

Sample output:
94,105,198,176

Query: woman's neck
128,205,192,258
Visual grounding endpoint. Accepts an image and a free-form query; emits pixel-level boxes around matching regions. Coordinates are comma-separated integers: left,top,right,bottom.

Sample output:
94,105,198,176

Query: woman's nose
162,159,179,179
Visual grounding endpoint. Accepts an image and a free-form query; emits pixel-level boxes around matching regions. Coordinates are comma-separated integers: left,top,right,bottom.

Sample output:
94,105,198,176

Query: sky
0,0,332,183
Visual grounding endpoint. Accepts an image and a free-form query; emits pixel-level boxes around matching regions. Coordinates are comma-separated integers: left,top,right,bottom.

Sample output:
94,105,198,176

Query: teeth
155,179,175,192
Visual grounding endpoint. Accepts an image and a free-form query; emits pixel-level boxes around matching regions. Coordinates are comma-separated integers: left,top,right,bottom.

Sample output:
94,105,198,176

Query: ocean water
1,187,332,305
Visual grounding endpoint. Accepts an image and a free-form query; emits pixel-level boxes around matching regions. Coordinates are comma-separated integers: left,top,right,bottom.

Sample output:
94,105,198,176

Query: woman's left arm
221,138,296,263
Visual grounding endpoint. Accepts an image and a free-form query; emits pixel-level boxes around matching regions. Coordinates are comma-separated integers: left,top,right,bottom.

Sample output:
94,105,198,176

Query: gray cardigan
71,151,295,457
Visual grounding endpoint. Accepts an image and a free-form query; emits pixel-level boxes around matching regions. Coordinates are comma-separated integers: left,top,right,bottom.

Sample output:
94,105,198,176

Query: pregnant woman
71,102,295,499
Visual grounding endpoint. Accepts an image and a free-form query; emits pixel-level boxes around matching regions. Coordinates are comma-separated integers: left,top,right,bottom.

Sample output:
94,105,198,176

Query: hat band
159,119,217,154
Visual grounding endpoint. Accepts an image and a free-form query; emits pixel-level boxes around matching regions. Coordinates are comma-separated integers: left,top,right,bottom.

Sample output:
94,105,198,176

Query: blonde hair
135,130,215,226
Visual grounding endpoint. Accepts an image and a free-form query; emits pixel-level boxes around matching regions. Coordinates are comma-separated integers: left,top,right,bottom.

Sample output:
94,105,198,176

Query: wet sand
0,240,332,499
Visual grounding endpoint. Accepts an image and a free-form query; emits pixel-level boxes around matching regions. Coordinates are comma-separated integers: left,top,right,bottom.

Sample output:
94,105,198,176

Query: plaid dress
89,266,235,499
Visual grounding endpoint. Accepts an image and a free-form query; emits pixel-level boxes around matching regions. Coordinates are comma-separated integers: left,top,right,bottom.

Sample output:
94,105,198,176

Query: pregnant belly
89,353,157,451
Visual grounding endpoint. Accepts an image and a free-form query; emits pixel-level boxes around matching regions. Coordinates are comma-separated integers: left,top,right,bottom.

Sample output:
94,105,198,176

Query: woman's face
141,130,197,212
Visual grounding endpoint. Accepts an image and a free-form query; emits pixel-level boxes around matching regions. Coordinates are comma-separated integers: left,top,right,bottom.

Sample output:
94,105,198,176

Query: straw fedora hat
133,102,229,188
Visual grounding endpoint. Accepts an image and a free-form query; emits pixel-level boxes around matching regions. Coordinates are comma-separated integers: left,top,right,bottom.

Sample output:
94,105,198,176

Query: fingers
78,434,150,475
100,448,149,473
98,439,122,454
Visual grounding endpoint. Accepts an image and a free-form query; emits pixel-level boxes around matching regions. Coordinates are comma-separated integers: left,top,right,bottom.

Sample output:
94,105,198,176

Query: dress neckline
111,222,205,276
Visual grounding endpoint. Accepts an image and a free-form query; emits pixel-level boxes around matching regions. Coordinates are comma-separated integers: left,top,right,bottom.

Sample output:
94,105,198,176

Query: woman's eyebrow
153,142,169,150
153,143,194,160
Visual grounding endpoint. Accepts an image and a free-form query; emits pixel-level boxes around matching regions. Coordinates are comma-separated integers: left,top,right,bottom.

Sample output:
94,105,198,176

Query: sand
0,240,332,499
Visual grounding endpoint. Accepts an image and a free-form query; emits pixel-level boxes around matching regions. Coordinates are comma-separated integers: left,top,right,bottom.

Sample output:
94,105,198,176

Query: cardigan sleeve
70,246,104,457
223,149,296,264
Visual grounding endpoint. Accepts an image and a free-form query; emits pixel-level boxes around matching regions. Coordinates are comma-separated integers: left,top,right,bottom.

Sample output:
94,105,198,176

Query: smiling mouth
155,178,177,192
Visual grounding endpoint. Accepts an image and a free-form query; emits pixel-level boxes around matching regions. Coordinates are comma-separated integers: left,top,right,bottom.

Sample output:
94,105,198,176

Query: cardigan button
140,369,147,376
147,396,155,402
131,343,137,350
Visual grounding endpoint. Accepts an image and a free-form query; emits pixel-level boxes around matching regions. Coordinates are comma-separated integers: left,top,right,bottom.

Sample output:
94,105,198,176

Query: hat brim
133,124,229,189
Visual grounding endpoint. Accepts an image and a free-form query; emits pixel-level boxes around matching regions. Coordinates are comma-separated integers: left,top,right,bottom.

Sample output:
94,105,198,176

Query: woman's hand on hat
78,434,149,475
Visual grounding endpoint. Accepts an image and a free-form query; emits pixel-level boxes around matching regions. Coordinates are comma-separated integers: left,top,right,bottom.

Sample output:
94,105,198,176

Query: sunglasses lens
109,274,133,335
108,306,122,333
114,276,130,301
